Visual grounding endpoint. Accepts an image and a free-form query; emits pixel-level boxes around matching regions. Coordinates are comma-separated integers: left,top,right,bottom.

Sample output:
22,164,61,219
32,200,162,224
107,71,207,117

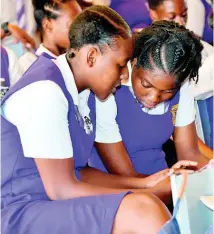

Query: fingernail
25,43,31,49
168,169,174,176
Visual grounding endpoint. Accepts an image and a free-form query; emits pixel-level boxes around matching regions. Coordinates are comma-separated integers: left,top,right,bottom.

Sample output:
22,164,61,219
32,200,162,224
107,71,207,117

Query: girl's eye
162,89,177,94
141,80,151,88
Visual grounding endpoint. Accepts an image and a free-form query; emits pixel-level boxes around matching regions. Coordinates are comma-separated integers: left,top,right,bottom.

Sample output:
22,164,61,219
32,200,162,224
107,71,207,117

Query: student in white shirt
90,21,209,187
2,6,179,234
146,0,213,159
19,0,82,72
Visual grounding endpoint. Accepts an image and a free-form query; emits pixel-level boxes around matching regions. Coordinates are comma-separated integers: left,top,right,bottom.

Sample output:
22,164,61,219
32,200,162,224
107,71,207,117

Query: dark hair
147,0,165,10
32,0,71,31
67,5,131,55
133,20,203,85
76,0,92,9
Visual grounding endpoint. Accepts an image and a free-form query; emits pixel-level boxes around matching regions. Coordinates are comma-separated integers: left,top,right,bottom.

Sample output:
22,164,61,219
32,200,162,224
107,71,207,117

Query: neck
66,54,88,93
42,38,65,56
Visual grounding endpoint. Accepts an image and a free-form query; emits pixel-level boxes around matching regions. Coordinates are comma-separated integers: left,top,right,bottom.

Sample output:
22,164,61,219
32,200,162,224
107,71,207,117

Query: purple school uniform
110,0,152,31
90,86,180,175
1,55,129,234
1,47,10,87
201,0,213,45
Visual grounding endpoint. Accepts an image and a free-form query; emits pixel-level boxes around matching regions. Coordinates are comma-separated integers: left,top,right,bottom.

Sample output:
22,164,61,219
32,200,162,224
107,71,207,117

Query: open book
170,167,213,234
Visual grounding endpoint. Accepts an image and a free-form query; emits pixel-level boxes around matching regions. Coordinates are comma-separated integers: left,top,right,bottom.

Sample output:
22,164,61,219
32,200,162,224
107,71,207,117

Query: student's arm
2,81,172,203
173,81,210,167
173,122,209,167
34,157,127,200
186,0,205,37
198,137,213,159
95,95,147,177
95,141,143,177
35,157,173,203
80,160,197,204
1,23,36,49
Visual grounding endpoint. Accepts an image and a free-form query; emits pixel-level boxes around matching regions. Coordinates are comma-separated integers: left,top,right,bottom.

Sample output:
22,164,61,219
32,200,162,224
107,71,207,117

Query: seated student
1,6,175,234
0,46,24,89
90,21,208,183
19,0,82,72
147,0,213,62
147,0,213,160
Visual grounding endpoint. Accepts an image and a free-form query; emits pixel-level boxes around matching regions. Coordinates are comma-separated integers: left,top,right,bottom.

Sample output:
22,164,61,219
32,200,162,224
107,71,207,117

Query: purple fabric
1,55,128,234
90,86,180,175
201,0,213,45
16,0,26,29
0,47,10,87
110,0,152,31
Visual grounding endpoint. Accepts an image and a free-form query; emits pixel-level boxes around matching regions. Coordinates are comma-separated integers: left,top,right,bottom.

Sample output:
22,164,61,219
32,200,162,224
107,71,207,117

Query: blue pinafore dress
90,85,180,175
1,55,129,234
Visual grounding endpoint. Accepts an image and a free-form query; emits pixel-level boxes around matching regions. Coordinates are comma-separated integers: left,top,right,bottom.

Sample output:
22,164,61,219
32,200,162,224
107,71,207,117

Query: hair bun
32,0,53,10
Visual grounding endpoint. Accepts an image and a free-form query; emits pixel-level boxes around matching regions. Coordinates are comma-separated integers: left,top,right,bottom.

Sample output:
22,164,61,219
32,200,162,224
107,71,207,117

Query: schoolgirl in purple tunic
1,6,173,234
145,0,214,159
19,0,82,72
90,21,208,200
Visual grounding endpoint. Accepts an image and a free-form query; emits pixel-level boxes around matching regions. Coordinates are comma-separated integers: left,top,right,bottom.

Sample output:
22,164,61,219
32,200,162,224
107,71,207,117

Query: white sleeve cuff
95,95,122,143
175,81,196,127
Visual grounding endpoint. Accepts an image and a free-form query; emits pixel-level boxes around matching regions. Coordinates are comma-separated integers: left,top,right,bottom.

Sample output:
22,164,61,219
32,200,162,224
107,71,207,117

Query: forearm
95,142,147,177
50,180,129,200
80,166,147,189
198,138,213,159
80,167,171,204
177,149,209,168
1,28,6,39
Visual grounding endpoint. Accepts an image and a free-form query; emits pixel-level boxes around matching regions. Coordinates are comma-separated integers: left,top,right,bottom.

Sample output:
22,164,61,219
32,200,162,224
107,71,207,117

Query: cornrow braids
133,20,203,86
67,5,131,54
32,0,71,31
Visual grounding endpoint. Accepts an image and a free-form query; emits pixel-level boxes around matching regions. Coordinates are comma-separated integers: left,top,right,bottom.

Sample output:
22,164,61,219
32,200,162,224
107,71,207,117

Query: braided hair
133,20,203,85
68,5,131,56
32,0,71,32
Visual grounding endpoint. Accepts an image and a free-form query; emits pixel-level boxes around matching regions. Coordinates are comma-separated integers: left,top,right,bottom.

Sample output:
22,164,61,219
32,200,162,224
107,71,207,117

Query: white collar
35,44,57,59
54,54,79,106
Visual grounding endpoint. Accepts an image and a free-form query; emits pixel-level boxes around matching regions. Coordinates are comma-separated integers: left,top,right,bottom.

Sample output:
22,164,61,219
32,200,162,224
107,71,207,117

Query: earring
68,52,75,58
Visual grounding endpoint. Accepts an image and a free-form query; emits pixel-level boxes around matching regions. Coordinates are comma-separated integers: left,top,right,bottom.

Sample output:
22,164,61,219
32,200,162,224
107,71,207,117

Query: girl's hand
171,160,198,174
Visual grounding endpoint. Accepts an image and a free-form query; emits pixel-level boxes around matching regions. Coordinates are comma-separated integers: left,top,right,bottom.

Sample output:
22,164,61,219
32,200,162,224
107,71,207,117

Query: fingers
24,35,36,49
172,160,198,169
173,168,194,175
149,169,174,186
8,24,36,50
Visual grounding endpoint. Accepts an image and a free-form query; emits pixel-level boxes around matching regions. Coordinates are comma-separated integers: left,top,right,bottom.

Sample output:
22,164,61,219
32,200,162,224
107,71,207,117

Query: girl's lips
141,100,157,109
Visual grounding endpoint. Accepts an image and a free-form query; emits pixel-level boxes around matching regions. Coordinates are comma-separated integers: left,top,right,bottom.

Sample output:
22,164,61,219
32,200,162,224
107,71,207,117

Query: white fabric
201,40,213,63
194,55,214,100
186,0,205,37
19,44,58,73
0,0,36,45
193,41,213,100
2,54,91,159
95,68,196,143
2,47,24,87
36,44,58,58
